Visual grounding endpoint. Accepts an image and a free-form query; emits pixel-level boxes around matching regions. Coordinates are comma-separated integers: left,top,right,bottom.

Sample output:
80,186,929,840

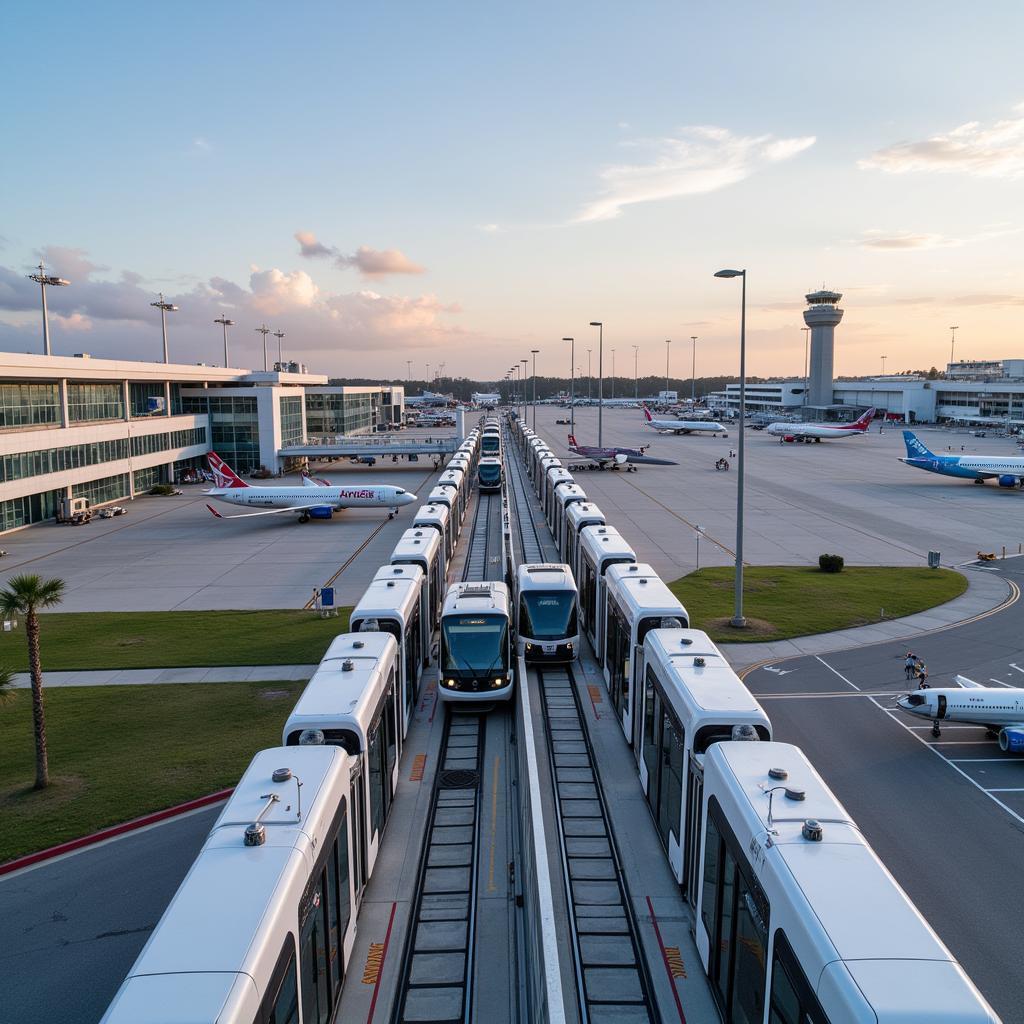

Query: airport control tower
804,289,843,407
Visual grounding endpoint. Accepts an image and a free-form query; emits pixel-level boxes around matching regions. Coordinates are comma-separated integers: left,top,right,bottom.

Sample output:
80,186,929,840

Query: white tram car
515,563,580,664
390,527,444,629
439,581,515,703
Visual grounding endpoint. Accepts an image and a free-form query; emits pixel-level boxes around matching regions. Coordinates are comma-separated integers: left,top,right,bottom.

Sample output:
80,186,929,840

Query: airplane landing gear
388,507,398,519
299,513,310,523
931,722,941,738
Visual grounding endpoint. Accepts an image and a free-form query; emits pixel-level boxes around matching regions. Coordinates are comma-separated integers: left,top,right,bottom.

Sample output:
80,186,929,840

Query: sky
2,1,1023,382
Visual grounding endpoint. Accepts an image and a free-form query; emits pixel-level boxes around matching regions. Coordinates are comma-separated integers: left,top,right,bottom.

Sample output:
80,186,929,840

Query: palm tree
0,665,14,705
0,574,66,789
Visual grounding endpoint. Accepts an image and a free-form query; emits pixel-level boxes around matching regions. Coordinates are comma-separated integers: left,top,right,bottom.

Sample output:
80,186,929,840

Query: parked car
99,506,128,519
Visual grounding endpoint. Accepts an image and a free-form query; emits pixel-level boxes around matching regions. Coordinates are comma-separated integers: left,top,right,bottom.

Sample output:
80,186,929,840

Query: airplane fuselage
766,423,867,439
897,686,1024,750
899,454,1024,483
208,485,415,511
646,418,727,435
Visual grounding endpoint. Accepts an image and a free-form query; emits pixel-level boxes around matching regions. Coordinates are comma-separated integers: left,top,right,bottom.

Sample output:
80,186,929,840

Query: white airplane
896,674,1024,749
642,405,728,435
204,453,417,523
766,407,875,442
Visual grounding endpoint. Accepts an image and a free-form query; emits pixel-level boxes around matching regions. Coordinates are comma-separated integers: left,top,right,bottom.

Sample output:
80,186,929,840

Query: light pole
881,354,887,375
949,325,959,370
521,358,528,421
590,322,604,446
664,339,671,400
690,336,698,406
530,349,539,431
150,293,178,364
255,324,271,371
426,362,431,385
214,315,235,367
587,349,592,401
27,262,70,356
633,344,639,401
714,267,747,629
802,326,810,407
563,337,575,437
611,348,616,400
695,524,702,571
406,360,412,381
274,330,286,367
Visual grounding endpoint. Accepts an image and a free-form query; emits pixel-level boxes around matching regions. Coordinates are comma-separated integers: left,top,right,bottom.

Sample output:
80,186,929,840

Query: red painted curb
0,787,234,877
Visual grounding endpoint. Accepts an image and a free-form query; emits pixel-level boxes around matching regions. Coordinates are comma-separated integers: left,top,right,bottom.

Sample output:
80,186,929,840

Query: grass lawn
0,681,307,863
0,608,351,672
668,566,968,643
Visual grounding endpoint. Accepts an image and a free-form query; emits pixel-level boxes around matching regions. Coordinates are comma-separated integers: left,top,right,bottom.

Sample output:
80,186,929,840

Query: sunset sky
2,1,1023,381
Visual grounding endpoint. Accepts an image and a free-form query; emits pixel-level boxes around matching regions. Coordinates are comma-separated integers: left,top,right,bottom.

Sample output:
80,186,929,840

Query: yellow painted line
487,754,500,892
409,753,427,782
361,941,385,984
664,945,687,979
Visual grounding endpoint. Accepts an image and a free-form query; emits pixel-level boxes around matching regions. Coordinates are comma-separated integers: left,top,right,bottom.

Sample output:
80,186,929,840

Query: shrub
818,553,844,573
149,484,175,496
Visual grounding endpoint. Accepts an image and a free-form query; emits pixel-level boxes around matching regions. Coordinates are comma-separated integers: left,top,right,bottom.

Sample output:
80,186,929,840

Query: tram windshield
481,436,501,454
519,591,578,640
442,615,509,675
479,463,501,486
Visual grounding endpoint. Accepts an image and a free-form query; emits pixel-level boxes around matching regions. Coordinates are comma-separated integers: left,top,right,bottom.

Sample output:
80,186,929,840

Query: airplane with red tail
566,434,678,471
766,407,876,442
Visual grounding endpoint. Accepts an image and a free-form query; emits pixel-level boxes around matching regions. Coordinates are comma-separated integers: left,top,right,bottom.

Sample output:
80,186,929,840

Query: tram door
684,754,704,907
351,765,368,899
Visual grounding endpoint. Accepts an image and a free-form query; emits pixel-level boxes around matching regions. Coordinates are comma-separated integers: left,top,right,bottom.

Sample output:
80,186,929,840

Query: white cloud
575,125,816,222
858,230,960,251
294,231,425,276
860,102,1024,178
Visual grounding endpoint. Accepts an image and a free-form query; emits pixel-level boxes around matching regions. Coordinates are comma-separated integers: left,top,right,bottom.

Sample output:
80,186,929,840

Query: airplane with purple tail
566,434,678,471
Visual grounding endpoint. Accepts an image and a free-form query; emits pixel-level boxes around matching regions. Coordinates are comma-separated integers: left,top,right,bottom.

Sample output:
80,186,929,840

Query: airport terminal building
707,358,1024,426
0,352,403,533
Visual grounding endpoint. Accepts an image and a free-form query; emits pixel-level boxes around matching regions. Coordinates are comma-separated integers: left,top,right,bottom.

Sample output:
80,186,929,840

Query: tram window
299,879,330,1024
338,804,352,942
643,668,658,784
731,876,768,1024
768,932,829,1024
325,841,342,995
694,723,769,754
662,715,685,845
385,671,398,782
701,814,722,952
368,720,384,837
582,561,596,624
260,937,299,1024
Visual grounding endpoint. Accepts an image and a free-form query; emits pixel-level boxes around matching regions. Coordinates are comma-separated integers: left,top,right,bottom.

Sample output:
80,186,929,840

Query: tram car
439,581,515,703
478,455,504,493
515,563,580,663
390,527,443,629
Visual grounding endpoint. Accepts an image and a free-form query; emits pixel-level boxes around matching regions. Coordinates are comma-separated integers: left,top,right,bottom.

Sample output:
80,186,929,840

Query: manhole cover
439,769,479,789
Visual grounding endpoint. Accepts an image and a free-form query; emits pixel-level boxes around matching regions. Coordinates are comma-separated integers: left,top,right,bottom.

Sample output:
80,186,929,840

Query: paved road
745,559,1024,1023
0,806,219,1024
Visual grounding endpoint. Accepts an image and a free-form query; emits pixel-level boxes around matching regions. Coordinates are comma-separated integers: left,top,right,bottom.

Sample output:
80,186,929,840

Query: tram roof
351,575,421,625
567,501,605,527
391,526,441,563
579,523,636,565
605,563,686,619
517,563,577,590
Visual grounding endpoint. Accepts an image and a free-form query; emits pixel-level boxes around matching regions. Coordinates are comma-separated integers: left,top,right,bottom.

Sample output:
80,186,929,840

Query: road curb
0,787,234,877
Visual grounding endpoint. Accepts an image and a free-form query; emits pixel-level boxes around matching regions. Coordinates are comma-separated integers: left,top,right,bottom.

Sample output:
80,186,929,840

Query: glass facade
68,382,125,422
130,382,168,417
279,395,304,446
1,427,207,484
0,489,62,532
305,392,374,436
0,383,61,429
170,383,184,415
72,473,130,505
133,465,162,491
183,395,260,473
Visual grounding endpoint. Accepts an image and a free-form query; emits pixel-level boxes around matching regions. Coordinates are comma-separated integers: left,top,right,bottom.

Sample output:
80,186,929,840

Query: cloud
951,293,1024,307
294,231,424,276
0,245,462,367
575,125,816,222
860,102,1024,178
858,230,959,251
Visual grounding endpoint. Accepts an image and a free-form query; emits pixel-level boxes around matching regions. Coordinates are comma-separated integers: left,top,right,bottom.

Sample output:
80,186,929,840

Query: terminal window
0,382,61,429
68,382,125,423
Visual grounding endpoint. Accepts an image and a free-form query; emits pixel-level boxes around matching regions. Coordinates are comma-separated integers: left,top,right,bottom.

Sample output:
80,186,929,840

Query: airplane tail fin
207,453,248,488
852,407,876,430
642,404,653,422
902,430,935,459
568,434,578,448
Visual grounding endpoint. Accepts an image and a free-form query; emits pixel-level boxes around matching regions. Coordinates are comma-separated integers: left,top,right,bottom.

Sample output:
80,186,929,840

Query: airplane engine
614,453,628,465
998,475,1019,488
310,506,334,519
783,435,796,443
998,727,1024,753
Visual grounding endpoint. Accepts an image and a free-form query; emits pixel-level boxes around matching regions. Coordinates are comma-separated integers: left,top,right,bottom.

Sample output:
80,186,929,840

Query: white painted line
949,757,1016,763
1010,663,1024,674
930,740,1002,745
985,788,1024,793
755,691,901,700
989,678,1014,688
815,656,861,692
868,696,1024,830
908,723,980,730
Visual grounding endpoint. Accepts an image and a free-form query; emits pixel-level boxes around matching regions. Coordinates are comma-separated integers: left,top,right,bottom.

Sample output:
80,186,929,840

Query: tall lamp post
633,344,639,401
611,348,616,400
586,349,592,401
690,336,698,406
255,324,271,371
589,322,604,446
214,315,235,367
530,349,539,430
563,337,575,437
27,262,70,356
714,268,747,629
521,359,528,421
949,325,959,369
274,330,286,367
664,339,672,400
881,354,887,375
150,293,178,364
406,359,412,381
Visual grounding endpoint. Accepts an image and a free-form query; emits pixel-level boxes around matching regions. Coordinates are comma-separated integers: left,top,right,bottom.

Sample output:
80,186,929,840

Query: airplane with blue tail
899,431,1024,488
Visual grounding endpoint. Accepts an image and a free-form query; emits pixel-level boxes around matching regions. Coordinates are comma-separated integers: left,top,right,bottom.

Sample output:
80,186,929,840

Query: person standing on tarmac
916,662,929,688
905,653,917,680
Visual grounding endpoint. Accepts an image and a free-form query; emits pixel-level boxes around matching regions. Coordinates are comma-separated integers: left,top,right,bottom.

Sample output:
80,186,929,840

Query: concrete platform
0,463,441,611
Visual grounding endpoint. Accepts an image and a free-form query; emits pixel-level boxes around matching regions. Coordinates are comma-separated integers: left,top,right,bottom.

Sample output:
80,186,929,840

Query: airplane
566,434,678,471
766,407,875,442
899,430,1024,487
642,405,728,436
204,453,417,522
896,674,1024,748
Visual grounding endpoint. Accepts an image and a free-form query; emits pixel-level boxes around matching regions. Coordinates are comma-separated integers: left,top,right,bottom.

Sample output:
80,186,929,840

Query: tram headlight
444,678,457,689
492,677,504,688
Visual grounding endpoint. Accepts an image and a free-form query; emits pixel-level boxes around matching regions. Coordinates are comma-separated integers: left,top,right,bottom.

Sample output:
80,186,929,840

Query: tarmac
8,664,317,687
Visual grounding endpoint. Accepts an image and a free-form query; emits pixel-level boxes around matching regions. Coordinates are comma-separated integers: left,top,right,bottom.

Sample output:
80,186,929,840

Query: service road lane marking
815,655,862,692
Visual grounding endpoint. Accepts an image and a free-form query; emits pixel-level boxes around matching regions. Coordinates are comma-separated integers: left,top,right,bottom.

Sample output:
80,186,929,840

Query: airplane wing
954,674,986,688
205,502,333,519
625,455,678,466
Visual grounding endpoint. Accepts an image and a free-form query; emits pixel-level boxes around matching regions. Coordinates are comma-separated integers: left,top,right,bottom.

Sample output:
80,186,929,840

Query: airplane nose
403,492,418,504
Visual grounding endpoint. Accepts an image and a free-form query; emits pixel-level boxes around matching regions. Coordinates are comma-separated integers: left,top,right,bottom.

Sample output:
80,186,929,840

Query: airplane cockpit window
904,693,927,707
395,489,405,494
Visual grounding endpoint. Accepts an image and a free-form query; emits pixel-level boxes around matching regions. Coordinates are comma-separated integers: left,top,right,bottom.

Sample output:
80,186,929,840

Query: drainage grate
439,768,480,789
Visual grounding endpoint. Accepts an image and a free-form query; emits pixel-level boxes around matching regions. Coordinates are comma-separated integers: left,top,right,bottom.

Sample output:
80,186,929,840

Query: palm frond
0,665,16,706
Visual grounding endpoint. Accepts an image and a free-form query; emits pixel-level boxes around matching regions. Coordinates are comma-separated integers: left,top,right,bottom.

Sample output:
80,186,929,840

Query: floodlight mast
27,262,70,356
150,293,178,363
214,315,235,367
